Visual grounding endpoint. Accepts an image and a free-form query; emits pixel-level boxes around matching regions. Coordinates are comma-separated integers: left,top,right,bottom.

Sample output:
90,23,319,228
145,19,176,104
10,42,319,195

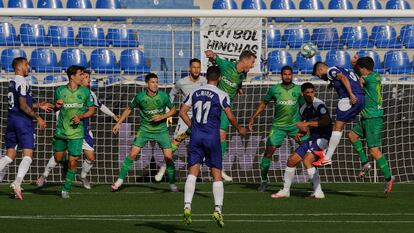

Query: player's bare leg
111,146,141,191
220,129,232,182
258,146,276,192
80,150,94,189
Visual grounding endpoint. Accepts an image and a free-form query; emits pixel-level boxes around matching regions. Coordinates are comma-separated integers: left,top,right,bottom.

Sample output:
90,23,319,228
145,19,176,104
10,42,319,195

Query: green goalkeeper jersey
361,72,384,119
130,90,174,133
54,85,93,139
264,83,302,128
215,55,247,103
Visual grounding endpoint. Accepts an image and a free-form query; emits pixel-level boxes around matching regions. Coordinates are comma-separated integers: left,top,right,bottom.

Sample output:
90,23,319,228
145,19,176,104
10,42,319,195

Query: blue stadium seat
267,28,286,48
120,49,150,74
1,48,26,72
311,76,322,81
284,28,311,48
48,25,78,47
20,24,50,46
78,26,107,47
148,48,172,73
398,77,414,81
43,75,68,84
8,0,33,8
212,0,237,9
325,50,351,69
296,52,322,74
96,0,126,21
37,0,65,20
311,28,342,49
104,76,121,86
174,47,192,76
0,1,3,7
241,0,266,9
329,0,357,22
357,0,385,21
0,23,19,46
138,30,172,49
90,49,120,74
271,0,300,22
371,25,402,48
60,48,88,69
356,50,384,73
268,50,293,73
299,0,329,22
341,26,373,48
30,48,61,73
106,27,138,47
400,25,414,48
384,50,412,74
386,0,410,9
27,76,38,85
67,0,95,20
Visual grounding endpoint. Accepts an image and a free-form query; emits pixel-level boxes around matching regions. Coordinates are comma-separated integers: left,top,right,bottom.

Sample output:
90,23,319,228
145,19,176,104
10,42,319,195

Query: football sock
81,160,93,179
376,155,391,181
119,156,134,180
62,169,76,192
325,131,343,161
0,156,13,172
166,161,176,184
15,156,32,186
283,167,296,191
260,157,271,182
352,140,368,165
213,181,224,213
307,167,322,193
43,156,58,178
220,141,228,159
184,175,197,210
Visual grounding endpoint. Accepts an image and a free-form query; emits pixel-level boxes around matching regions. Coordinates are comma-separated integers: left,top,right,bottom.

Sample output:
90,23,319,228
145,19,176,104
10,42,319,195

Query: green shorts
352,117,383,148
52,137,83,156
267,125,308,148
133,130,172,149
220,110,230,131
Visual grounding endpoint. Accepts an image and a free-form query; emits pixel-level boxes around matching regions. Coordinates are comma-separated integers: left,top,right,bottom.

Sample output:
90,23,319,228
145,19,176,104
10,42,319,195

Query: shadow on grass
135,222,208,233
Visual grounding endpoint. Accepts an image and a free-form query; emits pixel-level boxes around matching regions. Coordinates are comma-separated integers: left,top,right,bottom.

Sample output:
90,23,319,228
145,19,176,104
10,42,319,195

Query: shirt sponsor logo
64,103,84,108
144,109,164,115
277,100,297,105
221,77,238,88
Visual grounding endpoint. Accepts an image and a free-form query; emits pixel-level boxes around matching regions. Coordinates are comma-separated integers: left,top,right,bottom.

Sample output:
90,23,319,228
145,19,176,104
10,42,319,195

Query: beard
282,80,292,85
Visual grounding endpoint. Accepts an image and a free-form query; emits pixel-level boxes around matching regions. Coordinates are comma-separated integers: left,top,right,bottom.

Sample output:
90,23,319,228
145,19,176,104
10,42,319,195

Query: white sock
325,131,343,161
212,181,224,213
283,166,296,191
0,165,8,182
184,174,197,210
15,156,32,186
43,156,58,178
0,156,13,172
81,160,94,179
114,178,123,188
307,167,322,193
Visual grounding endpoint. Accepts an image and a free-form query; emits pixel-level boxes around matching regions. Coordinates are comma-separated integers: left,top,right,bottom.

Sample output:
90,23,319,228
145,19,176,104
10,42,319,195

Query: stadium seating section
0,0,414,84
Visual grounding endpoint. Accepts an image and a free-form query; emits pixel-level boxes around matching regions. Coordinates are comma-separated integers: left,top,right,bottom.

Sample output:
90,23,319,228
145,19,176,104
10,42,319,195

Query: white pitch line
0,216,413,224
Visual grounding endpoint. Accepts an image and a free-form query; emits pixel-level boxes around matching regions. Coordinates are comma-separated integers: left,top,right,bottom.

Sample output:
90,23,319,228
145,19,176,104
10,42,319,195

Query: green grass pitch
0,182,413,233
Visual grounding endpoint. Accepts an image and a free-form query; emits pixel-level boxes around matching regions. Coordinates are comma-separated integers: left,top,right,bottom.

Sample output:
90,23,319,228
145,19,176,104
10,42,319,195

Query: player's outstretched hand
237,89,244,96
296,121,309,133
205,50,216,60
37,117,46,129
38,102,54,112
247,118,254,132
152,115,164,122
293,132,304,142
350,94,357,105
238,127,249,136
113,115,120,122
71,115,81,124
55,99,64,109
113,124,121,135
166,117,173,127
351,54,359,67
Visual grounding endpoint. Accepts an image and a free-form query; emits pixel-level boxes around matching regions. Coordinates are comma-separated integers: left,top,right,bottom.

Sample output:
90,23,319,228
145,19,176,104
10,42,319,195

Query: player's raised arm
336,73,357,105
205,50,217,60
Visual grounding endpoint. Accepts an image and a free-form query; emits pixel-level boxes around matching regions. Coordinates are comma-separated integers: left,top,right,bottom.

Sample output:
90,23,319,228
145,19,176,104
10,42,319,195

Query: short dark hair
66,65,85,79
281,65,293,74
12,57,27,70
206,66,221,81
301,82,315,92
312,61,326,76
83,70,91,75
239,50,257,61
356,56,374,72
145,73,158,82
189,58,201,66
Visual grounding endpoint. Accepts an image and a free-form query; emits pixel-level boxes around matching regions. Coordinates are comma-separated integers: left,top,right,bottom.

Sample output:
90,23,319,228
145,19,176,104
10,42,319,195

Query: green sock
376,155,391,180
171,144,178,153
221,141,228,159
352,140,368,165
62,169,76,192
166,161,176,184
260,157,271,182
119,156,134,180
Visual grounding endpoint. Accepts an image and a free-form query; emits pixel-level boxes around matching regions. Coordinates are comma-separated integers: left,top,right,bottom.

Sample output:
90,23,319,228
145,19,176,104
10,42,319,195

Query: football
300,42,318,58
